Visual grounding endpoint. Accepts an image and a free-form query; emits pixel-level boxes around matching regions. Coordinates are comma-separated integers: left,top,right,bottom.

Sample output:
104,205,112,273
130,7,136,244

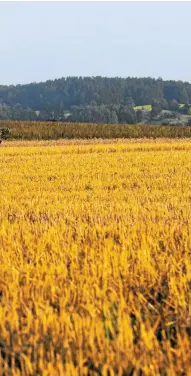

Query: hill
1,76,191,123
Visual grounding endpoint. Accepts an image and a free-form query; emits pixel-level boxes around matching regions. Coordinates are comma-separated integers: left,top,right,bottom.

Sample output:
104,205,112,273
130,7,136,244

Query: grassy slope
134,104,152,111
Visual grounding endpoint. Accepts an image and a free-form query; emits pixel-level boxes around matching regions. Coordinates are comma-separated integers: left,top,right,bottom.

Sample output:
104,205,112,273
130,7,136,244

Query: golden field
0,139,191,376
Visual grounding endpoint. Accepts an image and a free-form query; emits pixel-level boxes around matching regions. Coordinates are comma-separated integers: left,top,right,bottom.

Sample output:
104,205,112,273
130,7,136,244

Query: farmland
2,120,191,140
0,139,191,375
134,104,187,111
134,105,152,111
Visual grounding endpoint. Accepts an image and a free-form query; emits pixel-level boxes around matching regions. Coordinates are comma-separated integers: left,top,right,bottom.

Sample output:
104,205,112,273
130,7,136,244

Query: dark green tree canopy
0,76,191,122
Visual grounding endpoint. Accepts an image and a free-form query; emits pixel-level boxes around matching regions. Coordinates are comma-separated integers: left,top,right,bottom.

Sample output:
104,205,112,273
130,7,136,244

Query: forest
0,76,191,124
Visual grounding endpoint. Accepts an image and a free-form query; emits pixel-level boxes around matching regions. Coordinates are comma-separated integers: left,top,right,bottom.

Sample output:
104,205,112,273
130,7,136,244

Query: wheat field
0,139,191,376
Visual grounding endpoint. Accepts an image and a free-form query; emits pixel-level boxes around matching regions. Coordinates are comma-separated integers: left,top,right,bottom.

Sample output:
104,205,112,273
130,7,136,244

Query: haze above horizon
1,1,191,86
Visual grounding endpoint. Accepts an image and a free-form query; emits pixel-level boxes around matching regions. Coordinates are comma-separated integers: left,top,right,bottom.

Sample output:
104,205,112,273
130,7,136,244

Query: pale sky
0,1,191,85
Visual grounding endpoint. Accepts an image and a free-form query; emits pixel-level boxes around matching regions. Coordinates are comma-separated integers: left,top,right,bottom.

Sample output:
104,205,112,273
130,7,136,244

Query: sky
1,1,191,86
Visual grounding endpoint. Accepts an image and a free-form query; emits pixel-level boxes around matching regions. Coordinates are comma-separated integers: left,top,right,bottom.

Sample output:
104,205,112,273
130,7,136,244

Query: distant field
2,120,191,140
0,139,191,375
134,104,189,111
134,104,152,111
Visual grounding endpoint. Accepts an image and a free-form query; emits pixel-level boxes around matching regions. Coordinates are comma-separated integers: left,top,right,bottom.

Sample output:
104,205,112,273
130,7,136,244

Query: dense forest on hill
1,76,191,124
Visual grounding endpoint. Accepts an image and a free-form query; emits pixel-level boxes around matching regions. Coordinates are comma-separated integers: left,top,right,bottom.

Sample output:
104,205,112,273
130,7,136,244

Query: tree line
0,76,191,122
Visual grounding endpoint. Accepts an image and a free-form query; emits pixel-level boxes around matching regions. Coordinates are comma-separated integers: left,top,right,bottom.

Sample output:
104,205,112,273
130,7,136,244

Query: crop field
134,105,152,111
0,139,191,375
2,120,191,140
134,104,189,111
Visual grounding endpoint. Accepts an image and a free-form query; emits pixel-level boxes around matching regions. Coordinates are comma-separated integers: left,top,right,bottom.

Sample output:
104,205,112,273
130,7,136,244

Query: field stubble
0,139,191,375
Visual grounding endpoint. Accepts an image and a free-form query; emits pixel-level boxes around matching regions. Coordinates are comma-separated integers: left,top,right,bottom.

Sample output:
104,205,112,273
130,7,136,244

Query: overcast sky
1,1,191,85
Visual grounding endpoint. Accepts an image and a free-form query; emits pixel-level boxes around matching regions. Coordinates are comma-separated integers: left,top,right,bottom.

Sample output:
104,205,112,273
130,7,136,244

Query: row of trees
70,104,138,124
0,101,191,124
0,103,138,123
0,104,39,121
151,99,191,117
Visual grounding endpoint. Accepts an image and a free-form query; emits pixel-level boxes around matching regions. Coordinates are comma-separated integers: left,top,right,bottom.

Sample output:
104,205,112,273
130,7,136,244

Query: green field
134,104,152,111
134,104,190,111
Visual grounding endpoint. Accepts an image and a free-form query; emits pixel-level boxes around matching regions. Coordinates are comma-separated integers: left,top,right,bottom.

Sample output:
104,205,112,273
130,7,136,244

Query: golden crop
0,139,191,376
